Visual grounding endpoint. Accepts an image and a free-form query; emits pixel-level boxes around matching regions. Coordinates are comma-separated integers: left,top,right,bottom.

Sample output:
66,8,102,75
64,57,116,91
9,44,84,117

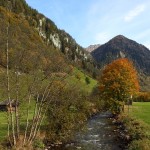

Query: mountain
92,35,150,75
0,0,97,76
91,35,150,91
85,44,101,53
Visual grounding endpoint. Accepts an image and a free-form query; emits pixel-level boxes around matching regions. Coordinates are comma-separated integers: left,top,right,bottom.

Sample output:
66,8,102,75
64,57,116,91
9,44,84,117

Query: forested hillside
0,6,69,73
0,0,98,77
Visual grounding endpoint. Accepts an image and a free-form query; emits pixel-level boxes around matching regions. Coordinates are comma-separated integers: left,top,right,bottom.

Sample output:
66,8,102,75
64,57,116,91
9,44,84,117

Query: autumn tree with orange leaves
99,58,139,113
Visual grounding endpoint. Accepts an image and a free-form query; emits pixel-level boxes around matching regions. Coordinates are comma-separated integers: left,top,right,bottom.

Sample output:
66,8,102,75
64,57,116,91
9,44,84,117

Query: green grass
0,99,36,141
0,112,7,140
129,102,150,125
0,109,35,141
0,67,98,142
65,68,97,93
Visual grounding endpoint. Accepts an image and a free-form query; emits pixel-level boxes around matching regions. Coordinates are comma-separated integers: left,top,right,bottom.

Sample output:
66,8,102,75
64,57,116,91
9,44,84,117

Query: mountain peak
114,35,126,39
91,35,150,76
85,44,101,53
111,35,128,41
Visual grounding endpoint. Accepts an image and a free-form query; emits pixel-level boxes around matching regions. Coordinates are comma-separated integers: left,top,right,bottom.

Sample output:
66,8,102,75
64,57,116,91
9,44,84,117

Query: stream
50,112,122,150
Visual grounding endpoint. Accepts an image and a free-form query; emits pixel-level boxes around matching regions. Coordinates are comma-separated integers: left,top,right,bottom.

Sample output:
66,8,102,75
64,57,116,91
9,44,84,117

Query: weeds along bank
115,108,150,150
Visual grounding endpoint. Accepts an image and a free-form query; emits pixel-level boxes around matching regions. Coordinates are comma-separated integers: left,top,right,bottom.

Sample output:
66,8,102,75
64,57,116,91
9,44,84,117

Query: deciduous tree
99,58,139,113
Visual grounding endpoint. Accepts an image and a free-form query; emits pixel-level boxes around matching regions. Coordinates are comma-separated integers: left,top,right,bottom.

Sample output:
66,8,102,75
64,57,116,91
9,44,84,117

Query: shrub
75,74,81,80
85,76,90,84
129,139,150,150
45,86,90,144
118,114,150,150
33,139,45,149
133,92,150,102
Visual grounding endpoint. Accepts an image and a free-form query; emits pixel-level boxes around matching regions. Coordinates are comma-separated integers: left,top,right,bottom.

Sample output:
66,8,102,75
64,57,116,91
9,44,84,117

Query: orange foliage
134,92,150,102
99,58,139,102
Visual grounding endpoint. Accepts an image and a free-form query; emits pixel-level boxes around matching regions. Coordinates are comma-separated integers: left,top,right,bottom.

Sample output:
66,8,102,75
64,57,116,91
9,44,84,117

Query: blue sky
25,0,150,49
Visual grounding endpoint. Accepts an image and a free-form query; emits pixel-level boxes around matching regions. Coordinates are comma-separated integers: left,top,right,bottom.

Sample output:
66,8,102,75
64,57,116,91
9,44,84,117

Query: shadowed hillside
91,35,150,91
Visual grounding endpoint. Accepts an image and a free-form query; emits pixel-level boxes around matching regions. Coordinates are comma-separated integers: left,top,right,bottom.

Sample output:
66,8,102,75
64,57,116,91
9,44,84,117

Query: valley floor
128,102,150,126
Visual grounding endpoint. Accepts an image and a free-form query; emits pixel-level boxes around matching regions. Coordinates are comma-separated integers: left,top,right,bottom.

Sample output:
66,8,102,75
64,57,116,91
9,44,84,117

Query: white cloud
124,4,146,22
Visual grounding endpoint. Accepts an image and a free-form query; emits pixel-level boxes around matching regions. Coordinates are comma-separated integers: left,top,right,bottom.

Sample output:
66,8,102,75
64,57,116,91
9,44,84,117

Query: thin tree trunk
23,75,38,146
27,79,50,143
6,24,11,144
30,82,66,143
29,105,48,144
7,111,12,146
15,69,20,139
28,74,68,143
27,92,40,142
28,85,50,143
23,93,32,146
6,22,16,146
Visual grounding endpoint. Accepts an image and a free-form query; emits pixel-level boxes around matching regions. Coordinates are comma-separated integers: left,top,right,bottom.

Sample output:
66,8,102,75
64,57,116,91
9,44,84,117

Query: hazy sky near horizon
25,0,150,49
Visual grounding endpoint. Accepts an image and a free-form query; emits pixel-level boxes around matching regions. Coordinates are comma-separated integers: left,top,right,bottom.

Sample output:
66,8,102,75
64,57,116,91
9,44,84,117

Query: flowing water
50,112,122,150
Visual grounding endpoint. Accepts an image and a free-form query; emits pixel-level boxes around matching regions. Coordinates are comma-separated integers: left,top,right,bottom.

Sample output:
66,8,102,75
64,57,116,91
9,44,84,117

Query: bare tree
6,5,16,146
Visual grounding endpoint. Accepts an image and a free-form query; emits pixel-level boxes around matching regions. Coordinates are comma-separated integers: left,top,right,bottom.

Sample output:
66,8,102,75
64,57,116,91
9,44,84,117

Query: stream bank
47,112,127,150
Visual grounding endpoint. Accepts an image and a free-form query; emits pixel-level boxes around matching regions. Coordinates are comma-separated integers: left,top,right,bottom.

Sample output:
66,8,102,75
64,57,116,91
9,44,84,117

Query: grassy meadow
128,102,150,126
65,68,97,93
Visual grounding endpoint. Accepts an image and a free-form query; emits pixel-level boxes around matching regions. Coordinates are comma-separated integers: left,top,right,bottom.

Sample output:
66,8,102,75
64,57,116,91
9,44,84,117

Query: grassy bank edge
115,113,150,150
